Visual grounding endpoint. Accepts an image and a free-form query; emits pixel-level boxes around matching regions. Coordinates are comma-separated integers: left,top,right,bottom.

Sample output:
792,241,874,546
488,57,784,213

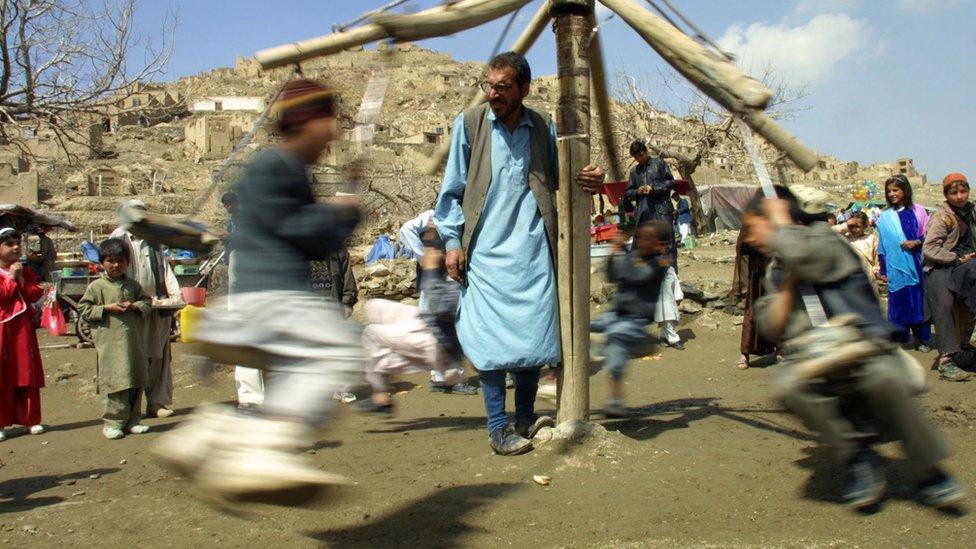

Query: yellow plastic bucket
179,304,204,343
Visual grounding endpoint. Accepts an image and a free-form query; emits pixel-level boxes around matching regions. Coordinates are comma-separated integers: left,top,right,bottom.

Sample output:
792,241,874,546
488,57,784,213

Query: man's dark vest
460,104,558,263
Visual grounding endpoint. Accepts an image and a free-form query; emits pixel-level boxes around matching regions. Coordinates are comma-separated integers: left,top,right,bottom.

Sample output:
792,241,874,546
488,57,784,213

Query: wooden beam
597,0,771,110
255,0,533,69
599,0,818,171
588,28,623,182
552,0,593,427
424,0,553,176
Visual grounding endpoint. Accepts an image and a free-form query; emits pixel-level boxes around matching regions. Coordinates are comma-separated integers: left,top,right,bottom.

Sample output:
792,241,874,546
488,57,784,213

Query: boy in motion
154,78,363,501
745,186,963,510
591,221,670,417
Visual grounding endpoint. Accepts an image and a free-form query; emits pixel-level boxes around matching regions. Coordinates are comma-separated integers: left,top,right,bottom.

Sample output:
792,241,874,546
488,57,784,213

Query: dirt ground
3,244,976,548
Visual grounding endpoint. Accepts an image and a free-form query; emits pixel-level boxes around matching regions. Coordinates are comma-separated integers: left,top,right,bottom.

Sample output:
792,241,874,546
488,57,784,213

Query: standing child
923,172,976,381
591,221,670,417
673,191,692,244
0,228,45,441
876,175,931,353
78,238,153,439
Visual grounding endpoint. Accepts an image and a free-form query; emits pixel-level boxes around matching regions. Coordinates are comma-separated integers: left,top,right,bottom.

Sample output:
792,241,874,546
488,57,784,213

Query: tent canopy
699,185,762,231
0,204,78,231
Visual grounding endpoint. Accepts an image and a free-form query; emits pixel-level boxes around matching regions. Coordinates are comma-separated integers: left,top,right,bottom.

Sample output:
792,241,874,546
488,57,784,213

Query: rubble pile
359,259,420,300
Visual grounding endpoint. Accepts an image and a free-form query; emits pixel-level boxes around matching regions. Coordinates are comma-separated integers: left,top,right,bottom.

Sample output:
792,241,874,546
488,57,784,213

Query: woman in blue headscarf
877,175,931,351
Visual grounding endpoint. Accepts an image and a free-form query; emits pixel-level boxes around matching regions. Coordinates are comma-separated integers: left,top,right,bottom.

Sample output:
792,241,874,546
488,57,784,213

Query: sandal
735,356,749,370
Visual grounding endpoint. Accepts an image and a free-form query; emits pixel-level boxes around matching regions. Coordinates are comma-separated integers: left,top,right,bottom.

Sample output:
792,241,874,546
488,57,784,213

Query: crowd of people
0,51,972,512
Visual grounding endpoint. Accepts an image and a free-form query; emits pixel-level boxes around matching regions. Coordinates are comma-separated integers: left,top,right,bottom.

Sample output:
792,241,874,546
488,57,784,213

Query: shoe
670,341,685,351
103,427,125,440
604,402,631,419
917,470,965,508
28,424,44,435
127,424,150,435
488,426,532,456
152,403,234,477
150,406,175,418
428,381,478,395
843,451,886,510
938,360,971,382
0,430,6,442
331,392,357,403
916,343,932,354
193,416,348,499
515,415,554,439
356,400,394,415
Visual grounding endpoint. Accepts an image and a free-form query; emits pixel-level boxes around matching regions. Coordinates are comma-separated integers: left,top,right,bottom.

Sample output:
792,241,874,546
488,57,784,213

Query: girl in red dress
0,228,45,441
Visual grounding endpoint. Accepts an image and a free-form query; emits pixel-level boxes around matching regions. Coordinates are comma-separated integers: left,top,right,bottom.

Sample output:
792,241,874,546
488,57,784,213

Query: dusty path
3,250,976,547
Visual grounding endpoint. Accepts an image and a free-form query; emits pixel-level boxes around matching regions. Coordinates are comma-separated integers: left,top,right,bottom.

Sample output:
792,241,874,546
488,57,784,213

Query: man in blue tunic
435,52,605,455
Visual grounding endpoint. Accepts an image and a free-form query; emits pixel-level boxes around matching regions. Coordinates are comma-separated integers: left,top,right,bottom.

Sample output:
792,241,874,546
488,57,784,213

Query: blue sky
133,0,974,181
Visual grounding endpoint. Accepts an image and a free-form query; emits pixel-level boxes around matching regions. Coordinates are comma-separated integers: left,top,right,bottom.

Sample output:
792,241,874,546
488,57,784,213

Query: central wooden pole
552,0,593,427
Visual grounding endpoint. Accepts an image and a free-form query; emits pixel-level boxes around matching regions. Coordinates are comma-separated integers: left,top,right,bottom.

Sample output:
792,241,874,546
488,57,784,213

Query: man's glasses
478,80,514,94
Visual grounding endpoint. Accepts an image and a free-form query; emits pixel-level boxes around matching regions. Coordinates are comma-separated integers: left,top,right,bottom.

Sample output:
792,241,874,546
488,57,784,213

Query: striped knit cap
273,78,339,131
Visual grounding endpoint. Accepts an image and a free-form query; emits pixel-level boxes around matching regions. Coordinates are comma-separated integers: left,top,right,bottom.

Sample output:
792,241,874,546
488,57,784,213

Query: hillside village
0,44,934,253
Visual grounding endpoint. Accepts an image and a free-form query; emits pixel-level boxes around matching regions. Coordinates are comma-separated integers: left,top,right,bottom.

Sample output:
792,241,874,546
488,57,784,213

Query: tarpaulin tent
698,185,762,231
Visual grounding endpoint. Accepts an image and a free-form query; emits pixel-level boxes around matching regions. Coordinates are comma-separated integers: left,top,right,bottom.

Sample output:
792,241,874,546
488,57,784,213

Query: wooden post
552,0,593,428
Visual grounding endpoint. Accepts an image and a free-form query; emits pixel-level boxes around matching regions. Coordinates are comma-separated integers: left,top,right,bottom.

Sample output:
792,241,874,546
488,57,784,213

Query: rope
488,5,523,62
333,0,413,33
644,0,732,60
736,118,829,327
659,0,731,59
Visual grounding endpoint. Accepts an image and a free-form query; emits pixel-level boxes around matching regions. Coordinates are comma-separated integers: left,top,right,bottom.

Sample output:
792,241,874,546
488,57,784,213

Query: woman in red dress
0,228,46,441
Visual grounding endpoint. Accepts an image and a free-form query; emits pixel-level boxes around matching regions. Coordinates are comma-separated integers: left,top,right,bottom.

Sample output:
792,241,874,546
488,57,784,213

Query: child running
79,238,153,439
591,221,670,417
0,227,46,441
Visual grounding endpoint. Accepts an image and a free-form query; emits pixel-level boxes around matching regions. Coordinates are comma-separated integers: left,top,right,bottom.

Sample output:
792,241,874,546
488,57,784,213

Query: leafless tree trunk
0,0,175,162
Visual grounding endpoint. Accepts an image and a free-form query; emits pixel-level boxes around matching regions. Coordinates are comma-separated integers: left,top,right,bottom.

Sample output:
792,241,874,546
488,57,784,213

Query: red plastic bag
41,298,67,337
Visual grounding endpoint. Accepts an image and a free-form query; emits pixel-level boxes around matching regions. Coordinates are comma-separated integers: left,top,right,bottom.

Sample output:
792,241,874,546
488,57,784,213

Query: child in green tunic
78,239,152,439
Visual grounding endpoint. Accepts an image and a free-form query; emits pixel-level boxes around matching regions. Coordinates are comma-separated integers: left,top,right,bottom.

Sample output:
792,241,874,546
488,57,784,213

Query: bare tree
0,0,175,161
610,64,808,232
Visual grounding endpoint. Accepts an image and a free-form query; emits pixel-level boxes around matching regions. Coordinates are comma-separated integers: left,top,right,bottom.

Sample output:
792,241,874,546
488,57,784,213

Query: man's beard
490,99,519,120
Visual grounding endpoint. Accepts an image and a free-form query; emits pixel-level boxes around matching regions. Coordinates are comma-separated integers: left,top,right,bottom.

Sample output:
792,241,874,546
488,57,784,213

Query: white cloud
898,0,963,12
717,13,869,87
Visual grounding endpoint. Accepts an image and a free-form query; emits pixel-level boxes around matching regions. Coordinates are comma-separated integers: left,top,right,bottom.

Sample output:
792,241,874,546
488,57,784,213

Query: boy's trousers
775,348,948,476
104,388,143,429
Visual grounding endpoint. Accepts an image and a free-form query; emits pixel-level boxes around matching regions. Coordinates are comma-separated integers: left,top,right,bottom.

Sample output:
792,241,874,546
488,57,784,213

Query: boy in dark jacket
591,220,670,417
747,186,962,511
154,78,363,502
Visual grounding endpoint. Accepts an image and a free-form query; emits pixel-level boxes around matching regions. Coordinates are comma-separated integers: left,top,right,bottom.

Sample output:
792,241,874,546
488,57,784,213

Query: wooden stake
588,28,623,182
425,0,553,176
552,0,593,427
